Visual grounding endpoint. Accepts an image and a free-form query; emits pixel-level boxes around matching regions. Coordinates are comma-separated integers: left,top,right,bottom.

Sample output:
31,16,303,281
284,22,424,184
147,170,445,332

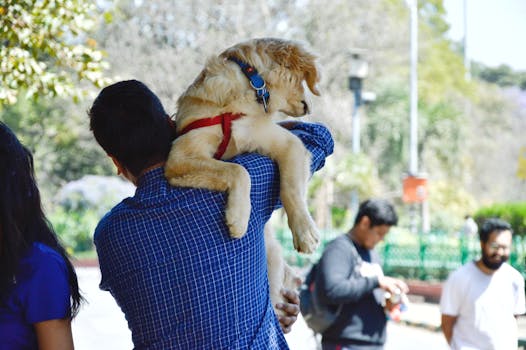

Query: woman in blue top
0,122,83,349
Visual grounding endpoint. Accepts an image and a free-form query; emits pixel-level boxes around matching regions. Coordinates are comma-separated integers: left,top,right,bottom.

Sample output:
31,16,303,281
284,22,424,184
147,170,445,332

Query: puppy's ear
262,39,321,96
288,47,321,96
304,62,321,96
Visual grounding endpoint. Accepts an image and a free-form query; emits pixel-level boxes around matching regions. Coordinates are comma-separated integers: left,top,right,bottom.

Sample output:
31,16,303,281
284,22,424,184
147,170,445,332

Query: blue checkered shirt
94,122,334,349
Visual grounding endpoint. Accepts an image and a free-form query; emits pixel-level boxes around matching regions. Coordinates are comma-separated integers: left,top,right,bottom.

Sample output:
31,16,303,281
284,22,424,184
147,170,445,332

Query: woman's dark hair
0,122,82,317
479,218,513,243
354,198,398,227
88,80,176,177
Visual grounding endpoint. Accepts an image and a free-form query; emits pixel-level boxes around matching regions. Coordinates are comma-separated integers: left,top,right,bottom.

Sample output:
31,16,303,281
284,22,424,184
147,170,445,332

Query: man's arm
441,314,457,345
287,122,334,174
378,276,409,296
439,272,460,345
317,238,378,304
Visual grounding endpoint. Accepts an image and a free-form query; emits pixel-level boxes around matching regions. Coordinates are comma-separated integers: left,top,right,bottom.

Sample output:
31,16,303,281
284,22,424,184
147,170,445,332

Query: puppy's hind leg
264,223,300,318
265,224,287,317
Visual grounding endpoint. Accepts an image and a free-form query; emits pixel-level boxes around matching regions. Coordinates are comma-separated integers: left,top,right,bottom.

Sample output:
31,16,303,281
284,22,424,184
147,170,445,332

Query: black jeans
322,340,384,350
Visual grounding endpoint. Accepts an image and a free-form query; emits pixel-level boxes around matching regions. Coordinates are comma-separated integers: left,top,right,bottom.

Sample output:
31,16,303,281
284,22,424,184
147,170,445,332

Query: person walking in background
315,198,409,350
440,218,525,350
88,79,334,349
0,122,83,350
461,215,478,238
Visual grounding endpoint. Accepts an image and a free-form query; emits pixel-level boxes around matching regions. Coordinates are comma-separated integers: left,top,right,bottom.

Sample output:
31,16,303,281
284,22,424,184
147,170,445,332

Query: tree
518,147,526,181
93,0,494,221
0,0,109,105
1,97,113,205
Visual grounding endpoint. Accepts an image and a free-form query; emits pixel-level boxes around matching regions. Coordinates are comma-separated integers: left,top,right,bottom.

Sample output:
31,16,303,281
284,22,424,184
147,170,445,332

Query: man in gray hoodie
315,199,408,350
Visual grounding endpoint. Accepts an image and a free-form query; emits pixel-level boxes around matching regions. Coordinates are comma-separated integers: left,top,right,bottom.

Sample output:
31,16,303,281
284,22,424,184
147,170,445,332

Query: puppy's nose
302,100,309,114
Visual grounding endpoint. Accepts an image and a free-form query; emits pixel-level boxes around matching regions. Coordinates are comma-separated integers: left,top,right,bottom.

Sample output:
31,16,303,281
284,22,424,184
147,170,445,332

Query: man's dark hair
354,198,398,227
479,218,513,243
88,80,175,177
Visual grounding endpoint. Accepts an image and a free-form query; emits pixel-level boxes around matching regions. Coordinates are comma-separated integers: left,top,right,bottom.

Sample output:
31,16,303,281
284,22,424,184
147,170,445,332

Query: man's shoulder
446,261,476,282
93,202,129,243
501,263,525,281
321,234,355,260
326,233,352,249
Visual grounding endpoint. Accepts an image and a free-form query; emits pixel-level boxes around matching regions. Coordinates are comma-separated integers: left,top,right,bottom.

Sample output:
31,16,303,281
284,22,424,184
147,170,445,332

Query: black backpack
299,262,343,334
299,235,361,334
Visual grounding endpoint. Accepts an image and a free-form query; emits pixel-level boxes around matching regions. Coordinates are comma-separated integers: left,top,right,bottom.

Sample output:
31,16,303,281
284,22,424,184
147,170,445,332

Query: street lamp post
408,0,418,177
349,52,368,213
404,0,430,234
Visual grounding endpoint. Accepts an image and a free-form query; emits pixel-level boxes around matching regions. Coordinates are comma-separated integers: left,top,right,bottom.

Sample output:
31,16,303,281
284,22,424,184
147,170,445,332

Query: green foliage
330,206,350,229
472,63,523,88
427,180,478,232
331,153,381,197
518,147,526,180
474,202,526,236
0,97,113,200
47,175,134,253
363,81,410,189
48,207,100,253
0,0,110,105
309,153,382,211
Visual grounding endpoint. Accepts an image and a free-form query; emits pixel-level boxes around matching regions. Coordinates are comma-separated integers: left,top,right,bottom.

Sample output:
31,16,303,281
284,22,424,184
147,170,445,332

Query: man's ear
109,155,125,176
109,155,138,185
358,216,371,229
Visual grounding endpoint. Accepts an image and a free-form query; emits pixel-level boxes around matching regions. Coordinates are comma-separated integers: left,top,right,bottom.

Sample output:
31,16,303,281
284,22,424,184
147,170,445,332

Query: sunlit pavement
72,267,133,350
73,267,521,350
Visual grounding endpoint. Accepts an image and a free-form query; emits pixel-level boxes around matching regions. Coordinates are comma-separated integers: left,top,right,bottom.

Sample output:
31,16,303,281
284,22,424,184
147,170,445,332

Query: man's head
88,80,175,178
351,199,398,249
479,218,513,271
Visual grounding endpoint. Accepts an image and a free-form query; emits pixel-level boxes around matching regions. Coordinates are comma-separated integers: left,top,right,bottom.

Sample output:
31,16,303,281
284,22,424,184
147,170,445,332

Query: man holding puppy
88,79,334,349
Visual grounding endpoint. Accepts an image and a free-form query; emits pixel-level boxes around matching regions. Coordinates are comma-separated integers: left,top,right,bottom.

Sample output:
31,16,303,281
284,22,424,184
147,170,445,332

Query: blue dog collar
228,57,270,112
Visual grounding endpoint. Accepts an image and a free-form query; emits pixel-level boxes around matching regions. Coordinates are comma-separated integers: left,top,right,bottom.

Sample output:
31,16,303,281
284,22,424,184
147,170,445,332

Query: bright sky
443,0,526,71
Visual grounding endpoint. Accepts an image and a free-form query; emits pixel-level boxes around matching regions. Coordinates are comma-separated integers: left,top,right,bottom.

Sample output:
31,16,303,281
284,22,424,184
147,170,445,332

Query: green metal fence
277,229,526,281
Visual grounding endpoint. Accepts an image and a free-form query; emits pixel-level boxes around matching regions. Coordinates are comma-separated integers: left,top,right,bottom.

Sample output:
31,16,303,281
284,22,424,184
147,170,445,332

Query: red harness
177,112,244,159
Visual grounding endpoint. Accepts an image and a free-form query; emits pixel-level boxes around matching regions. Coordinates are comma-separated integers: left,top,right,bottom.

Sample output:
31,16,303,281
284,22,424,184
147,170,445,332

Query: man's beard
481,253,508,270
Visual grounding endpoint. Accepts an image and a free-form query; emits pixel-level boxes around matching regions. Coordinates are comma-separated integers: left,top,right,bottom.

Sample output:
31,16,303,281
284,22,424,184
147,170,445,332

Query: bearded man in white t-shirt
440,218,525,350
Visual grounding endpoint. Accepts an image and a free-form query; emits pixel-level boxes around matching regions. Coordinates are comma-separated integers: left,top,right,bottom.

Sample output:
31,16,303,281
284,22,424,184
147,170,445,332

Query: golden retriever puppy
165,38,321,311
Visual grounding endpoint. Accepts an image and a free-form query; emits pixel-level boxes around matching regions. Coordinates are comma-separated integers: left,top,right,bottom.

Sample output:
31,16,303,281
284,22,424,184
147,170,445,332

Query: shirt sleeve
317,237,379,305
439,271,460,316
21,252,71,324
288,122,334,174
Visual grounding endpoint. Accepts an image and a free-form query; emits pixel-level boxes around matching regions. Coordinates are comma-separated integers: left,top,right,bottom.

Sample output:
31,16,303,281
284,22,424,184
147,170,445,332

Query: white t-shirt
440,261,525,350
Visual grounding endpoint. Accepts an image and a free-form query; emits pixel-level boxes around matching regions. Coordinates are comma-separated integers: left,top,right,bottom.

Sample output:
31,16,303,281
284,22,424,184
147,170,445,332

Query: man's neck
348,228,362,247
139,162,165,176
129,162,165,186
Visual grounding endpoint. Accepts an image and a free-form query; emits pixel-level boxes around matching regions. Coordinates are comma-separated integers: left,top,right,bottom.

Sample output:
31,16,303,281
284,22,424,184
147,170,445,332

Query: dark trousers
322,340,384,350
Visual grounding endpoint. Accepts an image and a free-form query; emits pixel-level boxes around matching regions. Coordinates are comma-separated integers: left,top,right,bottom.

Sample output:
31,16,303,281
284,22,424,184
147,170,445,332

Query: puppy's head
220,38,321,117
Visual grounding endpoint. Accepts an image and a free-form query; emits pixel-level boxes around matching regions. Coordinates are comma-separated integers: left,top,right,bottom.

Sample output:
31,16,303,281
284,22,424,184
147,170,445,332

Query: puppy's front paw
290,219,319,254
225,202,251,238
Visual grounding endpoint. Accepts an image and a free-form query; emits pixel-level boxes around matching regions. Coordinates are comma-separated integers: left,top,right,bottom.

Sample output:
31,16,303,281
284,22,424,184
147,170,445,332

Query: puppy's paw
225,202,251,238
290,219,319,254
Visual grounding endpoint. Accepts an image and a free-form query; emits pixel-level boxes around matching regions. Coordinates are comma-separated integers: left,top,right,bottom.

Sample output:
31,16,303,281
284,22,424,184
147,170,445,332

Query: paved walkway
72,267,524,349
